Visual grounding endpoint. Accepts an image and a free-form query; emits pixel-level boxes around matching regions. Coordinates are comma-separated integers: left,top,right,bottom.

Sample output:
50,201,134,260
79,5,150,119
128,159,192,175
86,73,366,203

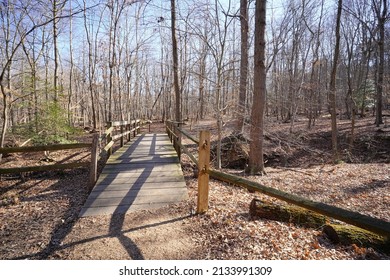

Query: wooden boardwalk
80,133,188,217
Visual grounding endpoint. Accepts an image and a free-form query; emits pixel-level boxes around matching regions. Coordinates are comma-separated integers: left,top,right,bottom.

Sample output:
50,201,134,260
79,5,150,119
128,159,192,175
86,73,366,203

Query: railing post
127,123,131,142
120,123,124,147
89,133,99,189
176,122,181,160
107,122,113,157
172,124,176,152
165,121,169,137
133,120,136,138
197,130,210,214
170,122,173,143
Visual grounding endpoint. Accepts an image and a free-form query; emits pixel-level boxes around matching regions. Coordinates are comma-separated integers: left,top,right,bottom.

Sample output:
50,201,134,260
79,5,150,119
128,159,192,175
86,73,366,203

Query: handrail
0,143,91,154
0,134,99,189
0,119,150,187
176,125,199,145
101,119,150,157
166,120,198,164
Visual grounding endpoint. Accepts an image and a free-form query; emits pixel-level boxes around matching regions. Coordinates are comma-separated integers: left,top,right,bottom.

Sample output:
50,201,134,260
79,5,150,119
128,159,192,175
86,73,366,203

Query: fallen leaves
181,154,389,260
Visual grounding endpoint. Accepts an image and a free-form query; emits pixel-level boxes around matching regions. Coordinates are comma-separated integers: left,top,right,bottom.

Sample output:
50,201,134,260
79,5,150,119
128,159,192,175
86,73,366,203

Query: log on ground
323,224,390,253
249,198,390,253
249,198,329,228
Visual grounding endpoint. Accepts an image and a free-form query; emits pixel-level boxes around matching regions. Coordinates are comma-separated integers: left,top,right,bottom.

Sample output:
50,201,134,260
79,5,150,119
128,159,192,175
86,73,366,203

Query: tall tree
107,0,129,121
83,0,104,130
246,0,266,175
373,0,387,126
329,0,343,162
171,0,181,122
236,0,248,132
51,0,67,102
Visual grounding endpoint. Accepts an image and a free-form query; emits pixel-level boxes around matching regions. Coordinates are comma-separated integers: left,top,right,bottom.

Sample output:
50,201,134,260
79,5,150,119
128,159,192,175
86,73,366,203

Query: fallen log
249,198,329,228
250,198,390,253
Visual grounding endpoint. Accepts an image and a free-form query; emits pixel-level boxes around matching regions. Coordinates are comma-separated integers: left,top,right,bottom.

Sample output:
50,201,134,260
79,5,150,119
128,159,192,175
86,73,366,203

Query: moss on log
324,224,390,254
250,198,390,253
250,198,329,228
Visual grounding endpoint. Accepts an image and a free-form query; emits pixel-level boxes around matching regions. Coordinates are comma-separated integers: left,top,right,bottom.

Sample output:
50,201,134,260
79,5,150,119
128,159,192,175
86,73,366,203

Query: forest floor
0,113,389,260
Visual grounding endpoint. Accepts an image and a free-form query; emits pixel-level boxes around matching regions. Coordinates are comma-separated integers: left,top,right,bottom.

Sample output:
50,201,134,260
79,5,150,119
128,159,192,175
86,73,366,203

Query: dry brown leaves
179,116,389,260
0,148,93,260
182,161,389,260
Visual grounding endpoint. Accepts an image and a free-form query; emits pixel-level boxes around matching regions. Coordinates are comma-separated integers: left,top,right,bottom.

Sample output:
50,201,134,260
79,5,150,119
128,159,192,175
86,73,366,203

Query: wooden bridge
80,133,188,217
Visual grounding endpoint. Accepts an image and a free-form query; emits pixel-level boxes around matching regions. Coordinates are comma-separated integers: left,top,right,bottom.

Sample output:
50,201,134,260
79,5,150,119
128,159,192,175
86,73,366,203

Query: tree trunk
0,86,9,156
236,0,248,132
246,0,266,175
171,0,181,122
374,0,386,126
68,0,74,126
83,0,98,130
52,0,61,103
329,0,342,162
306,0,324,129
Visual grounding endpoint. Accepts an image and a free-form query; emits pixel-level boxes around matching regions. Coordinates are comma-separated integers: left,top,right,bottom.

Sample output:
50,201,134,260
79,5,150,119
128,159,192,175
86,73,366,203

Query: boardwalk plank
88,186,187,199
95,174,184,186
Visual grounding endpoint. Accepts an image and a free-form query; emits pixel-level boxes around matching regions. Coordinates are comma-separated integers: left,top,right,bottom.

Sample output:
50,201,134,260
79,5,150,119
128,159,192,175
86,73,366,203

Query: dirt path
53,202,202,260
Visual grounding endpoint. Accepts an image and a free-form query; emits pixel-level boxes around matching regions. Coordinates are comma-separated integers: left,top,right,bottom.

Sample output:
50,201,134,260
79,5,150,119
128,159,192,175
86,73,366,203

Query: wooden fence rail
0,138,97,187
165,122,390,237
0,119,150,188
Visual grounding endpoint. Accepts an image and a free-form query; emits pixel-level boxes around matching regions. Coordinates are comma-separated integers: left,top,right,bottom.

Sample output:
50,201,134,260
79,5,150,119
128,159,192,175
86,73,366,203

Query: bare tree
246,0,266,175
171,0,181,122
236,0,248,132
51,0,67,102
329,0,343,162
304,0,325,129
83,0,105,130
372,0,387,126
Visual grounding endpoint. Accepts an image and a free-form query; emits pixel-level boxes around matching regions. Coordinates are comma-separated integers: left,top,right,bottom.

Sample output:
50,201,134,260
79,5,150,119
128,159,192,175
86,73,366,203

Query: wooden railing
91,119,150,185
102,119,144,157
165,121,390,238
0,119,151,188
0,138,98,187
